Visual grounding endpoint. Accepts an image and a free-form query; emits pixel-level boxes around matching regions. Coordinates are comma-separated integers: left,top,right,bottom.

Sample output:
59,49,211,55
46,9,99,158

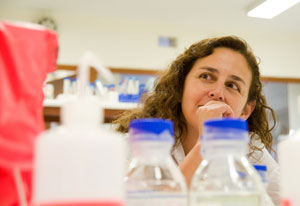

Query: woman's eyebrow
198,66,219,73
199,66,246,85
230,75,246,85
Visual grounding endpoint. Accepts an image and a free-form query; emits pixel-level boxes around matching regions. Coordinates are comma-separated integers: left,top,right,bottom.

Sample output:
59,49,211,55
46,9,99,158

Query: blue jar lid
130,118,174,136
129,118,174,142
204,118,248,131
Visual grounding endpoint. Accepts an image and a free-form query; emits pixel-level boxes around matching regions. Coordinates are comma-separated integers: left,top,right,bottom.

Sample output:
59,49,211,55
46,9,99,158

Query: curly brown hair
114,36,276,152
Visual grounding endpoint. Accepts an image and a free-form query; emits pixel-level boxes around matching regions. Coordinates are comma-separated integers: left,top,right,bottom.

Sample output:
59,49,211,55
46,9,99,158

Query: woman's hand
196,101,234,141
179,101,234,188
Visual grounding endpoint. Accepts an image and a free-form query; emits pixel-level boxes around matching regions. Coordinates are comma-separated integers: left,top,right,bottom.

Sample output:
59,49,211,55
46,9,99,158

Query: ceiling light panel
248,0,300,19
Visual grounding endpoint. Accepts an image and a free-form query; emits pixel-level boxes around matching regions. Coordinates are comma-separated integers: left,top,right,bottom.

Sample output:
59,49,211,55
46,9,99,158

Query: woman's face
181,47,255,134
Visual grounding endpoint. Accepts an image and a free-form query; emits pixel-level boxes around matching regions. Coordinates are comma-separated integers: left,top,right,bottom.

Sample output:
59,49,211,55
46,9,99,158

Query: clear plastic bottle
253,165,268,187
190,118,264,206
125,118,187,206
254,165,275,206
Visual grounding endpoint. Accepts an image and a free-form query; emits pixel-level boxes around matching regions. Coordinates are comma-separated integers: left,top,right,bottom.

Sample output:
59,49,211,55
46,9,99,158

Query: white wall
1,7,300,77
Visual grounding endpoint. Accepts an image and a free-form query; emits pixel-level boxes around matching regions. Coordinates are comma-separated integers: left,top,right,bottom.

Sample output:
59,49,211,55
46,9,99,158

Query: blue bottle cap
202,118,249,142
204,118,248,131
129,118,174,142
253,164,267,171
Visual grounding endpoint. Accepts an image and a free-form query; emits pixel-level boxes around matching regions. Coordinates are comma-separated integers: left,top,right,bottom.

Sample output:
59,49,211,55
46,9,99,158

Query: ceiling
1,0,300,36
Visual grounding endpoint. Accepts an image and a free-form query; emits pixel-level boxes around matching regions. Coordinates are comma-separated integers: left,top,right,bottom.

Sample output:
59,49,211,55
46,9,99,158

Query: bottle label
190,194,260,206
127,192,186,206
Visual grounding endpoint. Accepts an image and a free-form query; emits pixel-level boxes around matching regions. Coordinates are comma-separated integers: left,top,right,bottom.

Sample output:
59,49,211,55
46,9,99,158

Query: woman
114,36,280,206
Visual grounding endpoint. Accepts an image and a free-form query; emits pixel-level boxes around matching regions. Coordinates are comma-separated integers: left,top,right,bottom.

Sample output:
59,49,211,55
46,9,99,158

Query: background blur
1,0,300,152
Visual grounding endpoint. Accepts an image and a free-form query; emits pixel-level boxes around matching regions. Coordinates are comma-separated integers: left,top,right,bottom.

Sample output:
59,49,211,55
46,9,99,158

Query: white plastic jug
278,132,300,206
32,52,126,206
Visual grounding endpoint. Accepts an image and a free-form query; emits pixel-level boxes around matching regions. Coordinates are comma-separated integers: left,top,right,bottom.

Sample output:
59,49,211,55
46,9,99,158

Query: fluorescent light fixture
248,0,300,19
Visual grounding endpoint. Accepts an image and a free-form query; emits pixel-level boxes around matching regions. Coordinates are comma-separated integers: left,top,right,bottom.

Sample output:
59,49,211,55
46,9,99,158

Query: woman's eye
199,73,212,80
227,82,240,92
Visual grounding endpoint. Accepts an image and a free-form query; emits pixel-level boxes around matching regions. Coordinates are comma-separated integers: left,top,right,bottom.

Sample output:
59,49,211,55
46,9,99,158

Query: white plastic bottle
190,118,265,206
125,118,187,206
32,51,126,206
127,77,135,95
63,77,72,95
278,130,300,206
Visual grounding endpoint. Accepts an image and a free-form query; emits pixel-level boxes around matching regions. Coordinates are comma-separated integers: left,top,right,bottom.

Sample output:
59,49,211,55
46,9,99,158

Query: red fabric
0,167,31,206
0,21,58,206
281,199,291,206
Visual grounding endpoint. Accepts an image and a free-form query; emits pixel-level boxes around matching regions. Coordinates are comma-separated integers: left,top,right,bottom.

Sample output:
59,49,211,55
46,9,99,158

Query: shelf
44,99,139,110
43,99,139,128
43,64,158,128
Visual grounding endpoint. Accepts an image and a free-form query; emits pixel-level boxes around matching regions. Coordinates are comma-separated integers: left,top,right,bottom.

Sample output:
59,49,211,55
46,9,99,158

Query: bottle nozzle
78,51,115,97
62,51,115,127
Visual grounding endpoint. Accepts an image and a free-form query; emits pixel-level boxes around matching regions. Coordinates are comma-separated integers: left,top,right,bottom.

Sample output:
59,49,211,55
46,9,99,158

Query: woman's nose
208,88,224,101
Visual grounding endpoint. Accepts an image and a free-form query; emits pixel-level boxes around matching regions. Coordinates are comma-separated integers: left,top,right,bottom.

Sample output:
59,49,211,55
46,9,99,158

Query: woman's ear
240,100,256,120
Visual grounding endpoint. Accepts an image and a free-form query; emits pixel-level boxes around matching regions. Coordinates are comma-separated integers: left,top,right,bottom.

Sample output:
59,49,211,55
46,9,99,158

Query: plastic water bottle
253,165,268,187
125,118,187,206
190,118,264,206
254,165,274,206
